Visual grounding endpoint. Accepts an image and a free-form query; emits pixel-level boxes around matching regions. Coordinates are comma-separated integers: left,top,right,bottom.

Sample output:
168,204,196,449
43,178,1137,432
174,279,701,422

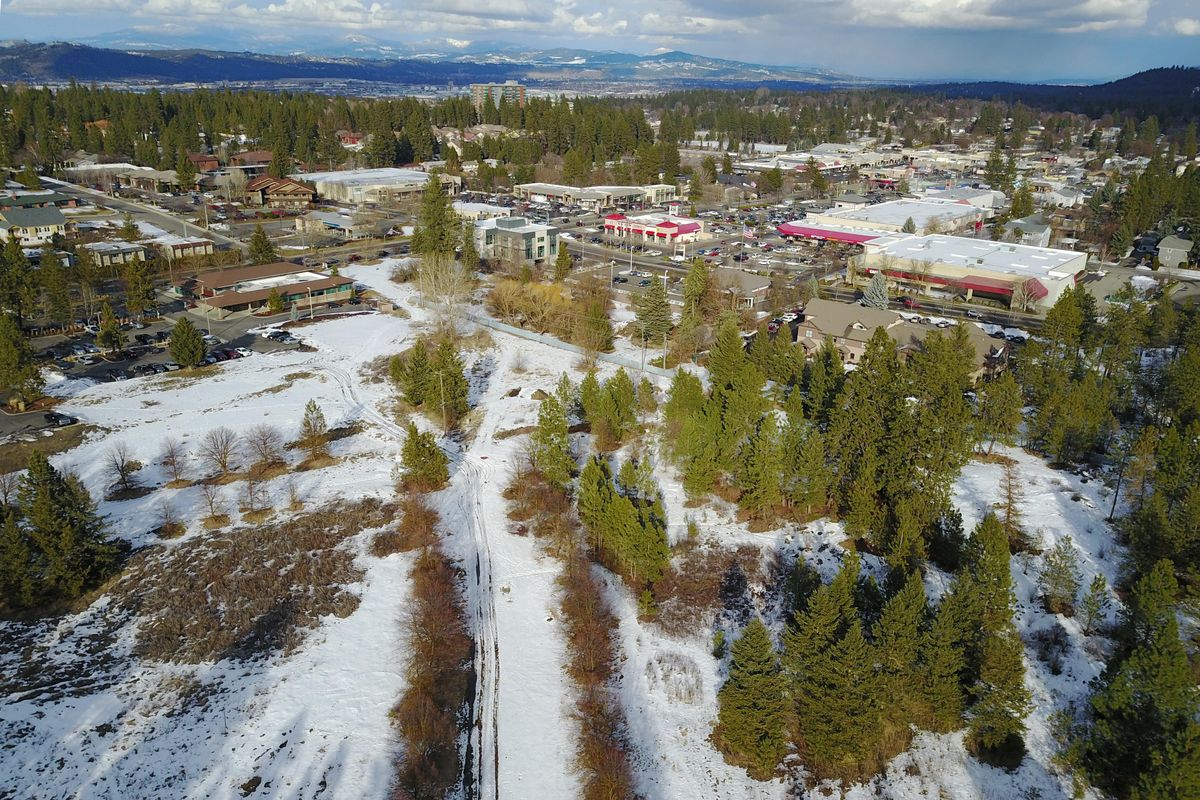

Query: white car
259,329,281,339
645,249,662,257
670,254,686,262
235,347,253,357
559,232,573,239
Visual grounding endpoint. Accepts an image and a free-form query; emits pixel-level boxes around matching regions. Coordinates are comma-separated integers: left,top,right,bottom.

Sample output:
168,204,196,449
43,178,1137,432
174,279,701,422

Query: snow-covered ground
2,260,1121,799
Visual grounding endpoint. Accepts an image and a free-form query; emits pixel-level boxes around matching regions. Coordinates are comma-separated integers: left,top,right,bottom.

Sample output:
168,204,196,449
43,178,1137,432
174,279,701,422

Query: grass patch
283,371,316,382
0,424,95,474
202,514,231,529
295,453,338,471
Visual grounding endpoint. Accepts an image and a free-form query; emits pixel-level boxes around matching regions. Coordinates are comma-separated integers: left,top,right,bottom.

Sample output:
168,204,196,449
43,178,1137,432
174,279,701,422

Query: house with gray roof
0,207,70,246
1158,235,1194,270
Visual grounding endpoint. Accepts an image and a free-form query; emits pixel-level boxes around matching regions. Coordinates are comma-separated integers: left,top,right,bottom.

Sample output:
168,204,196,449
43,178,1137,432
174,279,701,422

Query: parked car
638,279,652,287
902,297,921,309
235,347,253,358
965,310,984,320
44,411,78,426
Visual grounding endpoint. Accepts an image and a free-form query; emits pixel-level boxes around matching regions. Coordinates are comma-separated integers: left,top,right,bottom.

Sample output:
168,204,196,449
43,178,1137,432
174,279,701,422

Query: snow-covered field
1,260,1121,799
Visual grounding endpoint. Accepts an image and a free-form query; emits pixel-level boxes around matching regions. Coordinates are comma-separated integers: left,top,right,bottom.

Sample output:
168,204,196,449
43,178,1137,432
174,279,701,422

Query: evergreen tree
681,259,711,322
248,224,277,265
531,394,574,492
1038,537,1081,615
1081,561,1200,799
715,618,789,779
266,139,293,179
901,216,917,234
175,149,198,190
400,422,448,491
579,370,602,425
707,315,746,390
862,270,889,309
96,301,125,354
784,421,830,516
298,399,329,458
552,241,571,282
121,256,155,318
967,626,1032,753
168,317,206,368
922,597,967,732
266,288,284,315
1010,184,1034,219
0,511,35,609
575,300,613,354
737,414,783,520
391,344,431,407
428,339,469,428
0,313,44,404
976,372,1023,454
118,212,141,242
874,571,928,725
1079,574,1110,636
13,452,120,605
412,175,459,258
38,248,72,325
460,223,480,272
635,274,671,343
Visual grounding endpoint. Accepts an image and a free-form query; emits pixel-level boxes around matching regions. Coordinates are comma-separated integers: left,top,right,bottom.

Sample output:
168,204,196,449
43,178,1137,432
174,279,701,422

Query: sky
1,0,1199,81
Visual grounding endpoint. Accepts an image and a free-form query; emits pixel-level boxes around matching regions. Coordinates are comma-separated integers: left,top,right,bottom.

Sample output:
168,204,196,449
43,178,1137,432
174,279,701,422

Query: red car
902,297,920,309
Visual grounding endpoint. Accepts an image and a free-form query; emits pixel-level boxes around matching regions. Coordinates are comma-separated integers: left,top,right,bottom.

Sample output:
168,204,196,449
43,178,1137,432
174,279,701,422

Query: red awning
776,222,881,244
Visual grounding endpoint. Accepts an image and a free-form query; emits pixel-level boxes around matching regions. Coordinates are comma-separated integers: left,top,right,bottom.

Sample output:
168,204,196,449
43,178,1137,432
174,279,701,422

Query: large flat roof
292,167,432,187
821,199,980,229
865,234,1087,280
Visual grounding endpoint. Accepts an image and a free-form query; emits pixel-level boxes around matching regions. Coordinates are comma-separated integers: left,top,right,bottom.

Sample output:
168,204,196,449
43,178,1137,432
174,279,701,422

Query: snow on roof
292,167,432,187
866,233,1087,280
821,199,980,229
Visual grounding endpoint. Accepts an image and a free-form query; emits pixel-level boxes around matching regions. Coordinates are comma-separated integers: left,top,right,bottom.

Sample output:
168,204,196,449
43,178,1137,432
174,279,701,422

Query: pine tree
1038,537,1081,615
96,301,125,354
175,149,198,190
682,259,711,322
298,399,329,458
707,314,746,390
552,242,571,282
401,422,448,491
862,270,889,309
635,275,671,343
248,224,277,265
901,216,917,234
0,313,44,404
715,618,789,779
1082,562,1200,799
16,452,119,603
967,625,1032,753
266,287,284,315
412,175,459,258
737,414,783,520
844,445,882,544
460,223,480,272
874,571,928,724
784,421,830,515
1078,574,1111,636
0,510,35,609
118,212,141,242
168,317,206,368
121,256,154,318
976,372,1023,454
531,394,574,492
38,248,72,325
391,344,431,406
428,339,469,428
579,370,602,425
922,597,967,732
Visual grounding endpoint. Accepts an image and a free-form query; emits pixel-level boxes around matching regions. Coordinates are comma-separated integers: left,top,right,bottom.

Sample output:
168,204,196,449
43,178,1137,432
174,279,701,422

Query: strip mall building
602,212,707,244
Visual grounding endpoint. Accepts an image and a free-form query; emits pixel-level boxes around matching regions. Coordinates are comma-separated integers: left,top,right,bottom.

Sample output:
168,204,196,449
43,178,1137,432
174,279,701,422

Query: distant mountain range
0,39,862,87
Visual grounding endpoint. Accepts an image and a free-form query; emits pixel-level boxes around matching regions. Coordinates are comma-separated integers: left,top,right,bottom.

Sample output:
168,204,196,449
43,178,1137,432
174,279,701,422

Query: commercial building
155,235,215,261
245,176,316,209
470,81,526,111
83,240,148,269
295,211,372,240
452,201,512,221
857,233,1088,310
812,199,984,236
514,182,676,212
734,146,903,176
190,261,354,319
0,207,70,246
473,216,558,264
602,212,707,245
294,168,460,204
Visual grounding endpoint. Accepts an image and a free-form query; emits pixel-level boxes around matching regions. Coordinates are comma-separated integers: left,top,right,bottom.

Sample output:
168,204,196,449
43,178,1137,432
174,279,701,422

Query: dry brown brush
113,499,395,663
389,500,473,800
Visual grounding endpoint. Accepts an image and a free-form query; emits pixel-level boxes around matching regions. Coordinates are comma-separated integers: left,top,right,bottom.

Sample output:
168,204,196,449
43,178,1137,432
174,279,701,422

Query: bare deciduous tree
246,424,285,474
199,427,240,477
0,472,18,506
105,442,143,493
242,472,269,515
157,499,182,536
417,253,473,329
160,437,188,484
199,482,226,520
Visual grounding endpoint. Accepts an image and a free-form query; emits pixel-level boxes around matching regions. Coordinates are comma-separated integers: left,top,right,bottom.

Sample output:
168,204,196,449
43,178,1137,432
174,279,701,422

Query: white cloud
1173,18,1200,34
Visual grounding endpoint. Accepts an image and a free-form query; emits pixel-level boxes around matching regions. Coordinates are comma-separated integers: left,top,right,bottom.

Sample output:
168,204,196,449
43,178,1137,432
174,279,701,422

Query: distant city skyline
2,0,1199,81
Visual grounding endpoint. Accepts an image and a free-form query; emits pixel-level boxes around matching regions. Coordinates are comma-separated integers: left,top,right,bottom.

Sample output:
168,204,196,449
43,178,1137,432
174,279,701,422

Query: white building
474,216,558,263
514,182,676,211
805,198,984,236
452,201,512,221
859,233,1088,310
293,168,461,204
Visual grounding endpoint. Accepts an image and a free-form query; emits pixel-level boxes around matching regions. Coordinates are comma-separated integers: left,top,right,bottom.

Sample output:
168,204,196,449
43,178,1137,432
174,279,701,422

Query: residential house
155,236,214,261
245,176,316,209
1158,236,1194,270
713,267,770,309
83,240,148,269
0,207,70,246
0,192,78,211
296,211,371,240
188,152,220,172
1007,214,1052,248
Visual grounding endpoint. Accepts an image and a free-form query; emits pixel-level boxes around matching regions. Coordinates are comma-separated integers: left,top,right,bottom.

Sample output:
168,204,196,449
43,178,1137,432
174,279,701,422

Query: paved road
44,178,248,252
